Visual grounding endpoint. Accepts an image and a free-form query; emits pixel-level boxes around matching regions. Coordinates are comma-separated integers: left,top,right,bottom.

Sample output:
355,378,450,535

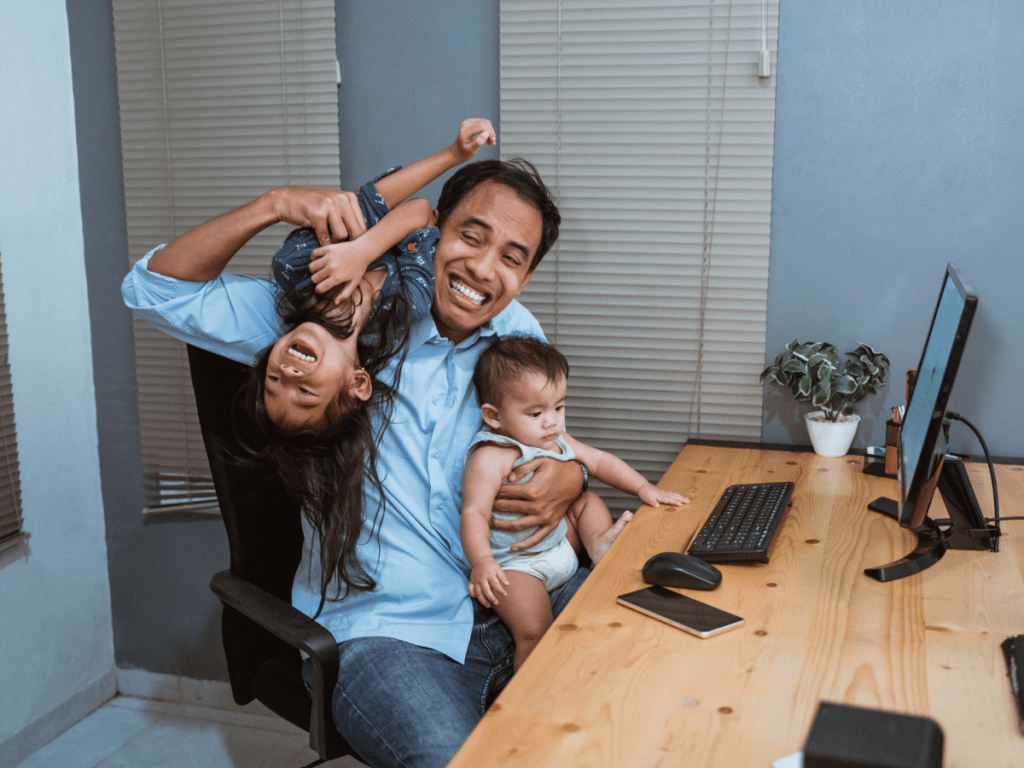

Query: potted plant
761,340,890,457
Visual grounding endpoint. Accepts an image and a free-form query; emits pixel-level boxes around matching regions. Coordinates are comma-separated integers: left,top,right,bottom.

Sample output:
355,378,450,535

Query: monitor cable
945,412,1005,550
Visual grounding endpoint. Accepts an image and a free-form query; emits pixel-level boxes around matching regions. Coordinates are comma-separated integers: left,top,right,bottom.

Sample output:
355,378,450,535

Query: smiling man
123,151,581,768
314,159,584,768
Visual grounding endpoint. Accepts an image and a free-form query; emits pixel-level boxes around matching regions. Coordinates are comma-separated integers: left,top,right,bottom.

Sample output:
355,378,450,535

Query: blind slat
115,0,339,512
501,0,778,511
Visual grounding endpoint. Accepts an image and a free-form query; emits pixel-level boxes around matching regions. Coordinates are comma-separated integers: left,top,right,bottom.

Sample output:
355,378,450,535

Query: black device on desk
865,263,1000,583
685,481,795,563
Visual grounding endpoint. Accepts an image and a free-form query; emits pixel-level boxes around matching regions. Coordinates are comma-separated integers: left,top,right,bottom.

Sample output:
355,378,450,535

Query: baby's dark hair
473,335,569,407
238,280,411,616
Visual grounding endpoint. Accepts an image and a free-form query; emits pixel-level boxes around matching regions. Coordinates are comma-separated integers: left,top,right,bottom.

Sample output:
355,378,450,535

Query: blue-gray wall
71,1,1022,683
767,1,1024,456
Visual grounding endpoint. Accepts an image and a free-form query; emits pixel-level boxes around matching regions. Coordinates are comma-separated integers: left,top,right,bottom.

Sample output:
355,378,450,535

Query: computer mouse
641,551,722,591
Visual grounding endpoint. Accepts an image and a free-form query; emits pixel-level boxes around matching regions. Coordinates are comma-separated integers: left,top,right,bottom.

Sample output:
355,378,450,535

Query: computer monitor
864,263,996,583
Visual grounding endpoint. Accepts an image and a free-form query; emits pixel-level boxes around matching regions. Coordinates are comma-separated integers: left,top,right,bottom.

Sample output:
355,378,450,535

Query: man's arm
374,118,495,209
490,458,585,552
148,187,365,281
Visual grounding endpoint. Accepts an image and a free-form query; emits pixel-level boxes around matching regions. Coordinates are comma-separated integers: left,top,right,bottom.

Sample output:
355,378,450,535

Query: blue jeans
305,565,589,768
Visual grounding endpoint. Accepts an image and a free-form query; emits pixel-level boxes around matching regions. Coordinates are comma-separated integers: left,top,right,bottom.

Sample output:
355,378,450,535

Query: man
124,135,587,766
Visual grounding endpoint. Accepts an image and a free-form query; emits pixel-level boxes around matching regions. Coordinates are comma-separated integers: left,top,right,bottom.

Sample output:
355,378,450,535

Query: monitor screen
897,264,977,529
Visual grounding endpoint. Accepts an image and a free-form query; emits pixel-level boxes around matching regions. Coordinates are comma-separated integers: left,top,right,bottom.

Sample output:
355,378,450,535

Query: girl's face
483,371,567,451
263,321,370,430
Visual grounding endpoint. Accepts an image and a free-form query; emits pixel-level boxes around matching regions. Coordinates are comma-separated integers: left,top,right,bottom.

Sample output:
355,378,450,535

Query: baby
461,335,689,669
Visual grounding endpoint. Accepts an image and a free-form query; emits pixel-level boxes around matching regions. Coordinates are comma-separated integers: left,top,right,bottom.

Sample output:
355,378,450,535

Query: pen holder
863,418,899,479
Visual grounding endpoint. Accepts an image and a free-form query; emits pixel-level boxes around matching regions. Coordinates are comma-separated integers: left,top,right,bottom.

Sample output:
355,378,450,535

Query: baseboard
115,668,275,717
0,670,116,768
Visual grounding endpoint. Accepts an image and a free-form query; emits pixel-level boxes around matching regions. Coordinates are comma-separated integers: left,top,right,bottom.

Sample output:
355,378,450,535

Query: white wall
0,2,115,762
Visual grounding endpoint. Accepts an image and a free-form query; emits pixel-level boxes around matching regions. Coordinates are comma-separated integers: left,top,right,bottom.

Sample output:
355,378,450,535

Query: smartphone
617,586,744,639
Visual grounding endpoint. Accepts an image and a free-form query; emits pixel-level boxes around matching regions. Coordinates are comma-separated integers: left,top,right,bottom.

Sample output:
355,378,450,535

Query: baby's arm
374,118,496,209
461,445,517,608
308,198,436,301
563,435,690,508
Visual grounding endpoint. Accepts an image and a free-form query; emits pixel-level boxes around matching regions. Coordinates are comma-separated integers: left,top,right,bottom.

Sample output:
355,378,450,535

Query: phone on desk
617,586,744,639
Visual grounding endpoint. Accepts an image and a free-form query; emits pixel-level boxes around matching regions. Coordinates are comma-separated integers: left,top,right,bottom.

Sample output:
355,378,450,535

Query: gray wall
72,0,1022,684
767,1,1024,456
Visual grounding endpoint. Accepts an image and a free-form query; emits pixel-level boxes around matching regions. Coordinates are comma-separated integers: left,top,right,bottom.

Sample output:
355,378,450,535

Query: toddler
461,335,689,669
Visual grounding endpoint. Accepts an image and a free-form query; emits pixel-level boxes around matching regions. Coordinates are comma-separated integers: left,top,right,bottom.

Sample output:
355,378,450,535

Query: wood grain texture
447,445,1024,768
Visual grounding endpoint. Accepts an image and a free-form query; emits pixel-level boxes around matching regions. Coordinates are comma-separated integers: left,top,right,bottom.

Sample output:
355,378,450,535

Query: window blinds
0,254,24,552
113,0,340,513
500,0,778,510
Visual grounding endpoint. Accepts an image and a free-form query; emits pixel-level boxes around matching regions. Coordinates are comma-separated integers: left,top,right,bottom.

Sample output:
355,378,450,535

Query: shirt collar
409,313,500,350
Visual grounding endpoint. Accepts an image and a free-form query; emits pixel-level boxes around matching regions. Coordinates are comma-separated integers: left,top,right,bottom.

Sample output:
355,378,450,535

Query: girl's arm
563,434,690,508
148,187,365,281
374,118,495,209
461,447,514,608
308,198,436,301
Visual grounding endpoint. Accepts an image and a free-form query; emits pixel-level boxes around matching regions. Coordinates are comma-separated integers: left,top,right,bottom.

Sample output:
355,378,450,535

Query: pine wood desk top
448,442,1024,768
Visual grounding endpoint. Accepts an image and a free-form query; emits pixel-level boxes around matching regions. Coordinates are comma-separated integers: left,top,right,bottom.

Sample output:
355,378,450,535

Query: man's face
432,180,542,343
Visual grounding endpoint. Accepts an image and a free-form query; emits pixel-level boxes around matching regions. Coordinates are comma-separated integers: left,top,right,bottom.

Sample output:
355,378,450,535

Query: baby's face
492,372,567,451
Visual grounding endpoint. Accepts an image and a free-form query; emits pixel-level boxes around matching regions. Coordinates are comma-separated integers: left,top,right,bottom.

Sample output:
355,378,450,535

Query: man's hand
268,187,367,246
491,458,584,552
468,557,509,608
450,118,497,164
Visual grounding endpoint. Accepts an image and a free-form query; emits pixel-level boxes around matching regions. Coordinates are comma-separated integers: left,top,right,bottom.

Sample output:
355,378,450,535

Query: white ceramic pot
804,412,860,457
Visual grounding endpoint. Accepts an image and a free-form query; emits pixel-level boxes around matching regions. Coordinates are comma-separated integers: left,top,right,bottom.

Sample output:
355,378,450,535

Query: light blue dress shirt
122,245,544,663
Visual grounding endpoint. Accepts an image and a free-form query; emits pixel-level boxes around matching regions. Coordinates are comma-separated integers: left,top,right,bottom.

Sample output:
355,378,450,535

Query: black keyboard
687,482,795,563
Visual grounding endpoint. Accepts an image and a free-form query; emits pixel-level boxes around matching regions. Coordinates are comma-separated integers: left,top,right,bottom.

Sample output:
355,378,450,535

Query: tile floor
14,696,363,768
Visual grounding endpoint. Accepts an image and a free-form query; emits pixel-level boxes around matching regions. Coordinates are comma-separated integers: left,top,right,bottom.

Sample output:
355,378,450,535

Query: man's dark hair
473,334,569,406
436,157,561,271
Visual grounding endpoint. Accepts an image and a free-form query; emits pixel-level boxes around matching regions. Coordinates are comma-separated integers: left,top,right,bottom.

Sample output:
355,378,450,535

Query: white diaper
501,538,578,591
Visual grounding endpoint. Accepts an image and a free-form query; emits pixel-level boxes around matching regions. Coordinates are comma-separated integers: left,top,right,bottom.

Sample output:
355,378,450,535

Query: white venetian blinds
500,0,778,510
113,0,340,512
0,254,24,553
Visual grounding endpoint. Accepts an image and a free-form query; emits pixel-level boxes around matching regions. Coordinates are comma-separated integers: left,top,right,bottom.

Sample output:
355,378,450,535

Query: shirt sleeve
121,247,287,366
391,226,438,322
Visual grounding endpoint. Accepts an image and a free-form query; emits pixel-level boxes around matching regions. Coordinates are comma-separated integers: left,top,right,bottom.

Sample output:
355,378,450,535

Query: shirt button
406,242,416,251
433,395,442,405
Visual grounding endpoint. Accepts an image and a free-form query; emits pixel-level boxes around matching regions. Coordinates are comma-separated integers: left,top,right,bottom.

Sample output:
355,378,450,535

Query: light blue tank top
466,429,577,564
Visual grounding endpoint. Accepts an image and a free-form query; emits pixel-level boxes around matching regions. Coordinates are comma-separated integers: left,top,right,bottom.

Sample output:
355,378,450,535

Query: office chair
186,344,364,766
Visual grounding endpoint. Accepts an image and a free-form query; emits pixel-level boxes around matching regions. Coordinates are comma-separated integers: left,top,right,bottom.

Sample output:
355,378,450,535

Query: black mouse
642,552,722,591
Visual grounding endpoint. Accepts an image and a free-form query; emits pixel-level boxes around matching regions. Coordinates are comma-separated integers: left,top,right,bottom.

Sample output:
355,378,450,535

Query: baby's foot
585,511,633,565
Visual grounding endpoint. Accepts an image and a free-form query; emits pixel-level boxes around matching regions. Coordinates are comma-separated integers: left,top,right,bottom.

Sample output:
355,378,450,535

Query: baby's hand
637,483,690,509
308,240,373,303
451,118,496,163
467,557,509,609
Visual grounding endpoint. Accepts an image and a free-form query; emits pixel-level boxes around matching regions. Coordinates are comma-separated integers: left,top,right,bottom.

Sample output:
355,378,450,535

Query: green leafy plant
761,340,890,422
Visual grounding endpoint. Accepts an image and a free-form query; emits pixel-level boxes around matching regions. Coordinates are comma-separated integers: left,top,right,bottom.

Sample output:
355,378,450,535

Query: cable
946,411,1001,550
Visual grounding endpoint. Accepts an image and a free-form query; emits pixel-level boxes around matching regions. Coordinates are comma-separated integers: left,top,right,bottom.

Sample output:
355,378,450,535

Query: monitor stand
863,457,999,583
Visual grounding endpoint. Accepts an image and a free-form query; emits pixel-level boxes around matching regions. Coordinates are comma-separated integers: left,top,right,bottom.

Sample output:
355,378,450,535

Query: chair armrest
210,569,339,757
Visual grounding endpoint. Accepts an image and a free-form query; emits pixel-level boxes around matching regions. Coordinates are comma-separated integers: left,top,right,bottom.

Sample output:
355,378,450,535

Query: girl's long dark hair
237,279,412,617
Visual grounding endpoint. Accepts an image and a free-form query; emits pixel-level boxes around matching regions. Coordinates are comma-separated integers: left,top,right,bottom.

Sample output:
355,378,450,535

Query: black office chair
186,344,365,766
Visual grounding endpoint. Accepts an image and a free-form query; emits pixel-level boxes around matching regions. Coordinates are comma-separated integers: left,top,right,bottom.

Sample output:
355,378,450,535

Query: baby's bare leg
566,491,632,565
493,570,554,671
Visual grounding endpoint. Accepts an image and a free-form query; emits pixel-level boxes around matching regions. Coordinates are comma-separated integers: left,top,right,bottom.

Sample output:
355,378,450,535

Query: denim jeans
305,565,589,768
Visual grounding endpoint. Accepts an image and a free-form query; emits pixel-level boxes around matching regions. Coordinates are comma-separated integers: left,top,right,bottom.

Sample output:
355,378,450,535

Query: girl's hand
468,557,509,608
308,241,373,303
637,483,690,509
451,118,497,163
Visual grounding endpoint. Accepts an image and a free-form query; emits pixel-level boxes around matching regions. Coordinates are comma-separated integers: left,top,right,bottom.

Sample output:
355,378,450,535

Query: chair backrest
186,344,304,696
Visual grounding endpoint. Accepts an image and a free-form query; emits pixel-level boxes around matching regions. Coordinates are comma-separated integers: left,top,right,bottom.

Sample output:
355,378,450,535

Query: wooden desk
448,443,1024,767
